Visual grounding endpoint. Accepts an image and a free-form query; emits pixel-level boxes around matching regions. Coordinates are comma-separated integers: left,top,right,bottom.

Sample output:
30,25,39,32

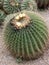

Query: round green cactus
36,0,49,9
21,0,37,11
4,11,48,60
0,0,4,8
0,10,6,25
3,0,21,14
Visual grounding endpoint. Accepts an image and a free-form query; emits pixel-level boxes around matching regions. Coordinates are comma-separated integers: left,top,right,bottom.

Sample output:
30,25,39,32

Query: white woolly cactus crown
11,13,31,29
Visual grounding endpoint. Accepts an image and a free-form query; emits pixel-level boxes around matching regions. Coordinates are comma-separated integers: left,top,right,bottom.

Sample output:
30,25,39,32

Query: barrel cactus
3,0,21,14
0,10,6,25
4,11,48,60
21,0,37,11
36,0,49,9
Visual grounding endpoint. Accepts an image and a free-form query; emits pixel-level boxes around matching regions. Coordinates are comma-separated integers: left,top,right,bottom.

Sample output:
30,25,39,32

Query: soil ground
0,10,49,65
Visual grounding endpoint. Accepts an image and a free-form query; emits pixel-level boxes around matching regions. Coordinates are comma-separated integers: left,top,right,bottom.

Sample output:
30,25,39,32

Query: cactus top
21,0,37,11
3,0,21,14
11,13,32,29
9,0,19,6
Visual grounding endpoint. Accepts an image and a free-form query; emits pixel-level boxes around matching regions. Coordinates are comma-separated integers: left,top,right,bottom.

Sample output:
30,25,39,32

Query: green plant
0,0,4,8
4,11,48,60
21,0,37,11
0,10,6,25
3,0,21,14
36,0,49,9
